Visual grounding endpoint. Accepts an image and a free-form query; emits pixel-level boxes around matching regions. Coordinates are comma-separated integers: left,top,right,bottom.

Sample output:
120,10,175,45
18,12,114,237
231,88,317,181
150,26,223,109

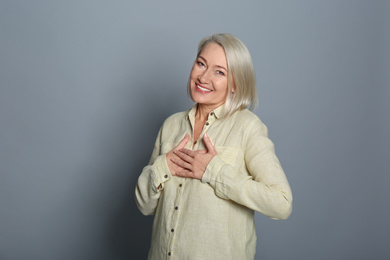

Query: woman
135,33,292,260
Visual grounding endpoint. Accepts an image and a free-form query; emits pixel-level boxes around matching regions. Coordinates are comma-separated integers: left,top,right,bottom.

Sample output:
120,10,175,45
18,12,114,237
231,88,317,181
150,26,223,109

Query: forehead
199,43,227,67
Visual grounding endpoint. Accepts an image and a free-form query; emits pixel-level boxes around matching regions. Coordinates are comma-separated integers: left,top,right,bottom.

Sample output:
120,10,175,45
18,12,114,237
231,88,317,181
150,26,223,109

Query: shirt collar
187,104,225,120
212,104,225,119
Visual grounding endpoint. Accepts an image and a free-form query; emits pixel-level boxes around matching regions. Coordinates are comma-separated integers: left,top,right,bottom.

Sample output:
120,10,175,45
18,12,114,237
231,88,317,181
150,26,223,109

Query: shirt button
194,140,197,144
210,112,214,116
168,252,171,256
175,206,178,210
164,175,168,178
171,229,174,232
205,122,209,126
179,184,182,187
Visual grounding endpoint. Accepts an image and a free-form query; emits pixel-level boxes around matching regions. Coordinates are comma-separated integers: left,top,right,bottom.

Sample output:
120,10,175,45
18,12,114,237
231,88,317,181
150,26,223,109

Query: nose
198,68,210,83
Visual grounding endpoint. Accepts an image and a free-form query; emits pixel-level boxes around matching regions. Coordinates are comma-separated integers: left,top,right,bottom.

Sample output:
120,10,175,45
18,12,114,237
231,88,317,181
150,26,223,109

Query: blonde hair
189,33,258,118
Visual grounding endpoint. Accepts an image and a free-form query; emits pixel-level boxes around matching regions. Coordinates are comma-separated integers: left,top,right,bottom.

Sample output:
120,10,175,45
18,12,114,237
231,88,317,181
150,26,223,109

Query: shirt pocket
215,146,241,167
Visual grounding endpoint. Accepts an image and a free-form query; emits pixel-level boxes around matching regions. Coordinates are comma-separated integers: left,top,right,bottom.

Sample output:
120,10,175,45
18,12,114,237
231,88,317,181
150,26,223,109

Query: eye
197,61,205,67
216,70,225,76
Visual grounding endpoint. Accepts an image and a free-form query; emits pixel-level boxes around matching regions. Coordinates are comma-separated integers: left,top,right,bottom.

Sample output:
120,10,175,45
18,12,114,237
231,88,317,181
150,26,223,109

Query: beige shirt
135,105,292,260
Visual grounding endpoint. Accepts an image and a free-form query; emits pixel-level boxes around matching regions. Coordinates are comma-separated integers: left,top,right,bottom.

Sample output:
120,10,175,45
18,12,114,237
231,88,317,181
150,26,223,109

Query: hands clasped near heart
166,133,217,179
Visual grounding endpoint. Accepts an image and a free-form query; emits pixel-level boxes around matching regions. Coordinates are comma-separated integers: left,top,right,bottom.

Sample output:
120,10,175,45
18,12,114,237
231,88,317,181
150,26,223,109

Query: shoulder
161,110,189,126
158,109,190,137
155,110,190,143
232,109,268,136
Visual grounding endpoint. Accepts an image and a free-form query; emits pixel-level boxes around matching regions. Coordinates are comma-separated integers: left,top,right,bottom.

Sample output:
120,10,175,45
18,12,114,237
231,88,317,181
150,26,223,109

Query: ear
230,75,236,93
231,83,236,93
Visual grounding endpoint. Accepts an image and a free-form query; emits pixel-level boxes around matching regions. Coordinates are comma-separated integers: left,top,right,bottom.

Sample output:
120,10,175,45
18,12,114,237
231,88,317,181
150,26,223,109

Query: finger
171,166,188,176
180,148,207,155
203,133,217,154
178,148,197,157
175,134,190,150
171,158,192,170
175,169,192,178
174,150,194,163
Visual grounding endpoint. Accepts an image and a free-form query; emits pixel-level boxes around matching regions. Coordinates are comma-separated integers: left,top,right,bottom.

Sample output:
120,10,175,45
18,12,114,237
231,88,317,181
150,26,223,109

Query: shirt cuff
151,154,172,193
201,155,225,188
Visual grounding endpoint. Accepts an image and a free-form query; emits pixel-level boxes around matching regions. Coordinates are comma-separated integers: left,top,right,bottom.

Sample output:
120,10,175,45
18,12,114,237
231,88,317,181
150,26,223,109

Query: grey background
1,0,389,259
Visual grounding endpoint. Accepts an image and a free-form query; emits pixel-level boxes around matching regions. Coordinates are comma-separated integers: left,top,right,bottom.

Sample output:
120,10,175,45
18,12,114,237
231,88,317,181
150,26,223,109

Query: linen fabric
135,105,292,260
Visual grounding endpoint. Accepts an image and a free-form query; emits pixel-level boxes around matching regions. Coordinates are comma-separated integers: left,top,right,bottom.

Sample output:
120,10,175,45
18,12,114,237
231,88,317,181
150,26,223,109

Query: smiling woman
190,43,230,111
135,33,292,260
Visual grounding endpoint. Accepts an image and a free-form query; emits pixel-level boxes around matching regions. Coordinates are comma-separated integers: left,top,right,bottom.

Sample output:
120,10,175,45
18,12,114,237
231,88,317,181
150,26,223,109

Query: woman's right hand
166,134,190,175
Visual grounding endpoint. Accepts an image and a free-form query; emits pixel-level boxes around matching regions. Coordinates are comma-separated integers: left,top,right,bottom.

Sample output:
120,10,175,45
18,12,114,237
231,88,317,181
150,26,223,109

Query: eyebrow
198,55,228,72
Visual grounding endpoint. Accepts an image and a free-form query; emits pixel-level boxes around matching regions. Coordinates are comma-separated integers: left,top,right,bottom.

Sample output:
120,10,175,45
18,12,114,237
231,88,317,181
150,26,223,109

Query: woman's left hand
171,133,217,179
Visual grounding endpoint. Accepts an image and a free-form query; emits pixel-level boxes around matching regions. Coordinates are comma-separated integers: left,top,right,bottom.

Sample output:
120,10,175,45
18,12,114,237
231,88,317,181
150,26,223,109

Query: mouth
196,84,212,92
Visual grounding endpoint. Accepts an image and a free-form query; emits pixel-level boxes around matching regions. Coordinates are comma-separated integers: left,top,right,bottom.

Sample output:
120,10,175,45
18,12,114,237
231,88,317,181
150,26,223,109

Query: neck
196,103,219,121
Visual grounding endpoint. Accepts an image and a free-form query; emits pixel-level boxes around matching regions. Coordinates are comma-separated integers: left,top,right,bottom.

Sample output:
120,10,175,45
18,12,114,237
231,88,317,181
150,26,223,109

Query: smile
196,84,212,92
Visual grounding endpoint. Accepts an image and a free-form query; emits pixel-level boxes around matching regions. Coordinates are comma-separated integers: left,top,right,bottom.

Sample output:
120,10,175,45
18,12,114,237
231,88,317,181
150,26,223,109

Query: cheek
190,68,199,81
217,79,229,92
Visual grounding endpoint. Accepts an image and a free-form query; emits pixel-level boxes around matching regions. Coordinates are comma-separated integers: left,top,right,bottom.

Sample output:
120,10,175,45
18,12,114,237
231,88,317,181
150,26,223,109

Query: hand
166,134,190,175
170,133,217,179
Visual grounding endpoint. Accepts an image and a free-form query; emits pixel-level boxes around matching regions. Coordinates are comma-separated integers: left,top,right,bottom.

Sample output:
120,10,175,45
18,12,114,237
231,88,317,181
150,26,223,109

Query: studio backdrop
0,1,389,259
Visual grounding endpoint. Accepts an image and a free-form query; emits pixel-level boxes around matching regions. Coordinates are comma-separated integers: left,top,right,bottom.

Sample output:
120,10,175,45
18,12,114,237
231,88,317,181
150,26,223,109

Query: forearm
202,156,292,220
135,154,172,215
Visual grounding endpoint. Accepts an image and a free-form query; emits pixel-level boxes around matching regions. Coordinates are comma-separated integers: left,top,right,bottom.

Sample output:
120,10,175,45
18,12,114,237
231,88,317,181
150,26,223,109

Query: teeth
197,85,211,92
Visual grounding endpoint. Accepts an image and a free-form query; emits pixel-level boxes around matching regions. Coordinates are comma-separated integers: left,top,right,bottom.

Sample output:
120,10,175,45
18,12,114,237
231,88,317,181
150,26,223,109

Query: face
190,42,232,110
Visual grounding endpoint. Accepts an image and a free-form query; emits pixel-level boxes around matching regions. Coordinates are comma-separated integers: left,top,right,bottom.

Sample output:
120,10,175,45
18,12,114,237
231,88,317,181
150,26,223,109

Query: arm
135,130,190,216
201,120,292,220
135,128,170,215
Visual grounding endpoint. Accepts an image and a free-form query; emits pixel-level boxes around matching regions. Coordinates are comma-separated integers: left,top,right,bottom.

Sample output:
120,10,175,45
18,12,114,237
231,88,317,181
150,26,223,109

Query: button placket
167,182,184,257
198,113,214,145
172,182,183,216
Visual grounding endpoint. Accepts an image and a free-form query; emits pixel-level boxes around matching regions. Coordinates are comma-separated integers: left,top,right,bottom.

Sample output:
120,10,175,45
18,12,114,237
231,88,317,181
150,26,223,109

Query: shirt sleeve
135,128,172,216
201,119,293,220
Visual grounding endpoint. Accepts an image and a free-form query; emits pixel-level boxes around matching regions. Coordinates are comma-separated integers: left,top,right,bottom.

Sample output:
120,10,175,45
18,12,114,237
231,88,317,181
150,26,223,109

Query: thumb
175,134,190,150
203,133,217,154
